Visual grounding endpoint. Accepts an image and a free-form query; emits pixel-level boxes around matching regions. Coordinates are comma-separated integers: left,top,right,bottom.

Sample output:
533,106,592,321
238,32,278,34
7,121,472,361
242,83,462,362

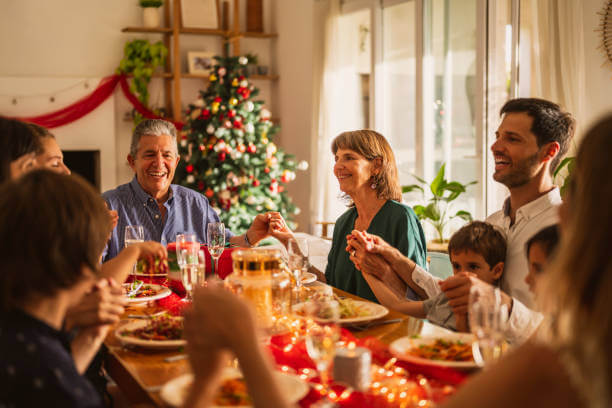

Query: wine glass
180,250,206,302
304,298,340,399
287,237,309,302
207,222,225,277
469,286,508,367
124,225,144,279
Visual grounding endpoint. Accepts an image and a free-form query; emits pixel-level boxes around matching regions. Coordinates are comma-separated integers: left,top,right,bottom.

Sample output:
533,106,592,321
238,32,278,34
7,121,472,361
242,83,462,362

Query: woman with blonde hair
440,115,612,408
324,129,426,302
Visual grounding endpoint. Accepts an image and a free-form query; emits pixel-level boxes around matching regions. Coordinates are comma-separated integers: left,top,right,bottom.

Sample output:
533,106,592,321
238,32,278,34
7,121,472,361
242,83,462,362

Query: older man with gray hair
102,119,289,261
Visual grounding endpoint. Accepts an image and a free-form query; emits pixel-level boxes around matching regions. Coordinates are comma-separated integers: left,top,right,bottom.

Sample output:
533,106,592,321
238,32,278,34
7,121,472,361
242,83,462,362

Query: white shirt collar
502,187,562,223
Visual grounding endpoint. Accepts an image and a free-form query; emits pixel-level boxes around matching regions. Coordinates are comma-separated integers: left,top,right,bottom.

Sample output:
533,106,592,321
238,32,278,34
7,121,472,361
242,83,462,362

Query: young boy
524,225,560,296
364,221,506,332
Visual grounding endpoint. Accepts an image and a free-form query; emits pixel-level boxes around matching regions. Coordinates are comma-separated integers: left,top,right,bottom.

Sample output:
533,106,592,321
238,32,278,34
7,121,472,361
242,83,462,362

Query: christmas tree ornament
180,139,187,147
176,55,303,233
209,73,217,82
238,56,248,65
297,160,309,171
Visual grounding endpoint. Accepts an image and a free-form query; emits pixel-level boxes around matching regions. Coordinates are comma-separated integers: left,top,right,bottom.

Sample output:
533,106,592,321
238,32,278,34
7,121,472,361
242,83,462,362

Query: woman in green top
324,130,426,303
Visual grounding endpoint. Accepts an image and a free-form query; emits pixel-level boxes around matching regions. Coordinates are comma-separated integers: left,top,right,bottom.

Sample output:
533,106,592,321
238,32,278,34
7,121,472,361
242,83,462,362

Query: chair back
427,251,453,280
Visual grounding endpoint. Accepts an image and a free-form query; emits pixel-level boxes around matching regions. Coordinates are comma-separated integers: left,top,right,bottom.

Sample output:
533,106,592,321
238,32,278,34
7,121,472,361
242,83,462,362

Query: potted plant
402,163,476,246
553,156,574,196
116,39,168,124
140,0,163,28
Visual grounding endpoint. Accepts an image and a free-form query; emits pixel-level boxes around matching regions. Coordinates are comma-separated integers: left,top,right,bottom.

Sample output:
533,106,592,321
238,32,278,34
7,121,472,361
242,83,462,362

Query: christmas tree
175,55,307,234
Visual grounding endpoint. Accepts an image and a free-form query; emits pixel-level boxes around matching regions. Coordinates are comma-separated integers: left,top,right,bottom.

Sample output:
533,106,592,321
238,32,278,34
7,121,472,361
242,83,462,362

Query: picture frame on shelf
181,0,219,29
188,52,215,75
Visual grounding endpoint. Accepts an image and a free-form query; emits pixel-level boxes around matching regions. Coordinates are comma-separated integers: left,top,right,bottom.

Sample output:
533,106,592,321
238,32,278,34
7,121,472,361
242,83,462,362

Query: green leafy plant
402,164,476,243
116,39,167,123
553,156,575,196
139,0,163,7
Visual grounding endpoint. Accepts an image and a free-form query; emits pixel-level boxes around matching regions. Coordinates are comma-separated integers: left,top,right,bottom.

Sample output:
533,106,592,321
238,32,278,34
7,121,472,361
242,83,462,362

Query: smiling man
102,119,289,261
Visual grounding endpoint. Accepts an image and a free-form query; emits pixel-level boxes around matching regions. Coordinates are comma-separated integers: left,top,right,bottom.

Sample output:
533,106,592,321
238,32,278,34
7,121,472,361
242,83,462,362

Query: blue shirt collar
129,176,175,205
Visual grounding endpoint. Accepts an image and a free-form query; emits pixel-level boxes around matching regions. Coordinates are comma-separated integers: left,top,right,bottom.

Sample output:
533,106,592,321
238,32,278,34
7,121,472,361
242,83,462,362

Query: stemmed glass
469,285,508,367
124,225,144,278
287,237,309,302
304,298,340,400
179,250,206,302
176,233,198,267
207,222,225,277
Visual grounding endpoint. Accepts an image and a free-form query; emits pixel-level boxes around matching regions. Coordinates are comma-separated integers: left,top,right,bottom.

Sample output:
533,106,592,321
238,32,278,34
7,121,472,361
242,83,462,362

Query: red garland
11,74,185,130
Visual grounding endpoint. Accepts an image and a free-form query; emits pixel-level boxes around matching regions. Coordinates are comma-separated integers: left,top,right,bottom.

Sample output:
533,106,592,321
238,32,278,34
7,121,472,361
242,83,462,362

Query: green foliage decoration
139,0,163,7
553,156,575,197
402,163,476,243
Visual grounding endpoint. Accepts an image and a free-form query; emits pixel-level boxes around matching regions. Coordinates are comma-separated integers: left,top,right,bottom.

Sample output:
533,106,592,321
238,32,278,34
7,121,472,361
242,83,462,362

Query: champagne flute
124,225,144,279
288,237,309,302
207,222,225,277
469,286,508,367
176,233,197,267
304,298,340,399
180,250,206,302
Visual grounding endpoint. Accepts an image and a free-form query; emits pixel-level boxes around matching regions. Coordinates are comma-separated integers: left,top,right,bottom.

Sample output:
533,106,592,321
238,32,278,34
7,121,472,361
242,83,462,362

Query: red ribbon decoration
12,74,184,130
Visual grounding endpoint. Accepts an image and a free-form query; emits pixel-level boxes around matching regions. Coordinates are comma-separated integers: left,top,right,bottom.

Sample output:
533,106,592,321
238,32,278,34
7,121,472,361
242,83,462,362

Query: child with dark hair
524,225,560,296
365,221,506,332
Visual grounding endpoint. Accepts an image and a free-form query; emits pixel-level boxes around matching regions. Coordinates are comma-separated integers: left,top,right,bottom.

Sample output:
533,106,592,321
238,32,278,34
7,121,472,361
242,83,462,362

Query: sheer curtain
310,0,366,233
525,0,586,142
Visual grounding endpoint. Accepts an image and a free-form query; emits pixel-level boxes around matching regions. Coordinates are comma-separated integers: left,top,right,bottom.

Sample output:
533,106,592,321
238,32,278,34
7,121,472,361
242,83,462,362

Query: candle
333,347,371,391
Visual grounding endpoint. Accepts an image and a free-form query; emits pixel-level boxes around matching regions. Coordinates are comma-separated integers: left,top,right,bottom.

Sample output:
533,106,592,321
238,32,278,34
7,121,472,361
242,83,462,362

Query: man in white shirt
349,98,574,343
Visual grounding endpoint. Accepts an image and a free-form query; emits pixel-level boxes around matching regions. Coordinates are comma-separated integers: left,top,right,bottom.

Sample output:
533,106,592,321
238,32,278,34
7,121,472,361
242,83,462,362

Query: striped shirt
102,177,234,261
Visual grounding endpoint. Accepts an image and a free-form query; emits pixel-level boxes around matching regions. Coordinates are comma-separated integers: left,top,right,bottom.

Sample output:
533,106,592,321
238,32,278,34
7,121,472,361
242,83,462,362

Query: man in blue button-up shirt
102,119,290,261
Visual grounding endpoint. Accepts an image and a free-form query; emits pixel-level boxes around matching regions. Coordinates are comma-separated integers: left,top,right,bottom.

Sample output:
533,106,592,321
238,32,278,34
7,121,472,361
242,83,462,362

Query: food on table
124,280,160,298
121,315,183,341
296,293,371,319
135,256,169,275
408,338,473,362
213,377,252,406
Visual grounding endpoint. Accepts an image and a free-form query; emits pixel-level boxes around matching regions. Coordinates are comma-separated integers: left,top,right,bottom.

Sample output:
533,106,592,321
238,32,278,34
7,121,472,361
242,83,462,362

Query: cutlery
126,281,143,297
164,354,188,363
127,310,166,319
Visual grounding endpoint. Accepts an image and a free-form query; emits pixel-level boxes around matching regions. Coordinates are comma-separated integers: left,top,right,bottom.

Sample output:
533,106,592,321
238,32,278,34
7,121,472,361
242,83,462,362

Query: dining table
104,282,466,407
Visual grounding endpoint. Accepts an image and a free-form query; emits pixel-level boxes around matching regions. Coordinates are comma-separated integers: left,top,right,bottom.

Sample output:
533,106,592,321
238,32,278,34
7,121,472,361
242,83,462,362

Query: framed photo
188,52,215,75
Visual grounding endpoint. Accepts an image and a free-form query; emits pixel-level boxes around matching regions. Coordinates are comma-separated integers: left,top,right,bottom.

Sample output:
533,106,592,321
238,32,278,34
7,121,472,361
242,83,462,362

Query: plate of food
389,332,477,369
123,282,172,303
160,367,310,407
293,295,388,325
300,272,317,285
115,315,185,349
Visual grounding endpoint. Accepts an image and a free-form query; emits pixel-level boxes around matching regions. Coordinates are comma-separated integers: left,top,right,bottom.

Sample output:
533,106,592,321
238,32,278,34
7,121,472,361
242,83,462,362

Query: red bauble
204,187,214,197
281,174,289,183
248,174,254,179
214,97,222,103
186,164,194,173
252,179,260,187
219,113,225,121
247,144,256,153
202,109,211,119
264,167,270,174
233,120,242,129
278,186,285,192
237,144,246,153
218,152,227,161
239,75,245,81
197,181,205,191
228,110,236,118
198,144,205,151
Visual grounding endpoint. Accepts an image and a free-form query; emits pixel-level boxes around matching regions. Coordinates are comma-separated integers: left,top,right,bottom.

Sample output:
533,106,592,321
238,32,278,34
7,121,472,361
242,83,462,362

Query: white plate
389,332,478,369
160,367,310,407
293,299,389,325
115,319,186,349
301,272,317,285
123,283,172,303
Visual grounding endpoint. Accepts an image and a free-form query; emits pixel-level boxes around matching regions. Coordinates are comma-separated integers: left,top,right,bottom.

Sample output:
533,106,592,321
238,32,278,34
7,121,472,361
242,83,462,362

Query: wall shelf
121,0,278,122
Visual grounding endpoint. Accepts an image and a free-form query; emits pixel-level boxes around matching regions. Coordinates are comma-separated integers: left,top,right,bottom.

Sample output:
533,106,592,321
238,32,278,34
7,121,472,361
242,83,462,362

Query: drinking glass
176,233,198,267
124,225,144,277
287,237,309,302
180,250,206,302
207,222,225,276
304,298,340,399
469,285,508,367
